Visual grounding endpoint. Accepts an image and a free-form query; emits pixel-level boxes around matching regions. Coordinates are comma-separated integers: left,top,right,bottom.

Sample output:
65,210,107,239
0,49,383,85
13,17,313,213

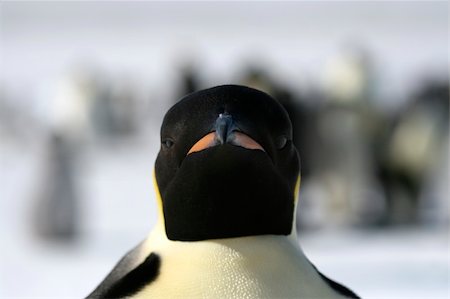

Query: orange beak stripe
187,132,265,155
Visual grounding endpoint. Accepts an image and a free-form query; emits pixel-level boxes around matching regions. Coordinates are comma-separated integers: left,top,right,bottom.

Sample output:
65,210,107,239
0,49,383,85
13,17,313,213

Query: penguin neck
143,224,307,275
151,171,301,246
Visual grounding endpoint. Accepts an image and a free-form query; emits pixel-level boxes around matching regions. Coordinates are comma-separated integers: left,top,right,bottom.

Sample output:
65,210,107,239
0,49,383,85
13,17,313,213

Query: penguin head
155,85,300,241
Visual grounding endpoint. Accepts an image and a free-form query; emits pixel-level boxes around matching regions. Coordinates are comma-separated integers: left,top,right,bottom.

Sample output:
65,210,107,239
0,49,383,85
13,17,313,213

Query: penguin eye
275,135,288,150
162,138,174,149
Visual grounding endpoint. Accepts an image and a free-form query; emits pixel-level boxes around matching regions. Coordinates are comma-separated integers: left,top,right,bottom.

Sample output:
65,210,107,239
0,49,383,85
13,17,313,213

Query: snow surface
1,136,448,299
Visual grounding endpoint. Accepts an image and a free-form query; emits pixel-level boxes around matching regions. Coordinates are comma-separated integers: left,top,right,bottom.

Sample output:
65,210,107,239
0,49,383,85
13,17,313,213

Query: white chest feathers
134,234,346,299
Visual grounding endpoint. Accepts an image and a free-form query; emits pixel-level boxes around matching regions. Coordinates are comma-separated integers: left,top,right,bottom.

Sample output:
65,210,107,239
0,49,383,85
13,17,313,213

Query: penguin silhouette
87,85,359,299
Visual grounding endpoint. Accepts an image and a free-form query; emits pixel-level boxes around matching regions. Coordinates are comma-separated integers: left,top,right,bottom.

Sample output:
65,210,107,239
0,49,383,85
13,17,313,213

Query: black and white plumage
87,85,360,298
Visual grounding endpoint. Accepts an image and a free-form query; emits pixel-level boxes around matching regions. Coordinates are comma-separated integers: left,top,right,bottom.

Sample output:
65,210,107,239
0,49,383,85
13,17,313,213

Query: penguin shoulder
86,240,160,299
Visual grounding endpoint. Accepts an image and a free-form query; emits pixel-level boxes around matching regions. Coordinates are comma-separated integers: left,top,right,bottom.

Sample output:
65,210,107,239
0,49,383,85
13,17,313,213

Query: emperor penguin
87,85,360,298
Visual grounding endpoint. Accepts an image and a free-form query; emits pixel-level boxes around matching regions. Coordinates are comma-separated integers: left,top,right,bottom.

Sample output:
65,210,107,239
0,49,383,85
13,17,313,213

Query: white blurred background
0,2,448,298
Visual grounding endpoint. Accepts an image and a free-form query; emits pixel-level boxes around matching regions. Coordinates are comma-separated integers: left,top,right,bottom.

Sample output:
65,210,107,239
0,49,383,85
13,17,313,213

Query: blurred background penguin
0,2,448,298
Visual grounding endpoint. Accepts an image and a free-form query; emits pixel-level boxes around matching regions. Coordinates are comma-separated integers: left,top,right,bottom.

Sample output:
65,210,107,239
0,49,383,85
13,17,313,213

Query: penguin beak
187,113,265,155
